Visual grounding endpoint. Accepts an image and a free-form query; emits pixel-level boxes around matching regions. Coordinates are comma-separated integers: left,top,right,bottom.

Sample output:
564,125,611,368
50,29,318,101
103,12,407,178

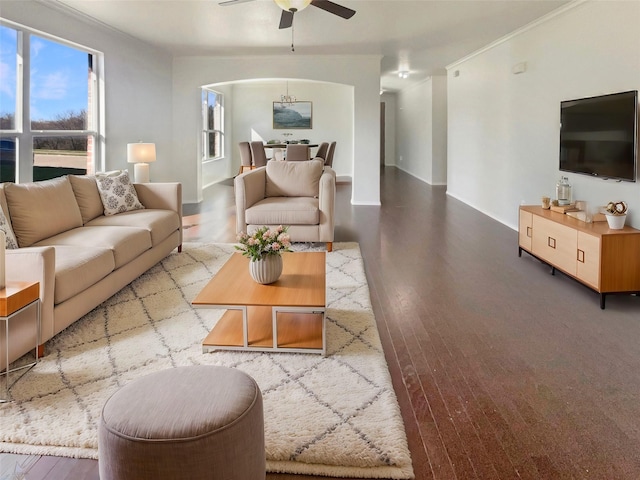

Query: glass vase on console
556,176,572,206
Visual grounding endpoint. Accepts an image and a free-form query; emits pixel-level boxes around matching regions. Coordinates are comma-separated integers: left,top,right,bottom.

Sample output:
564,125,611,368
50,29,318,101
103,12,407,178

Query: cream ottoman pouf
98,365,265,480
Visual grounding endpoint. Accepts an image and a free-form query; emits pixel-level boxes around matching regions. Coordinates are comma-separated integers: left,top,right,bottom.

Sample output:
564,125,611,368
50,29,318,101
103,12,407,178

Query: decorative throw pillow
0,206,19,249
95,170,145,216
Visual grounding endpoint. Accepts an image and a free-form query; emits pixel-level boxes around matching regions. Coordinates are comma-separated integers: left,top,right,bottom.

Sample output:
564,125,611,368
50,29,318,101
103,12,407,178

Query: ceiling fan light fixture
274,0,312,12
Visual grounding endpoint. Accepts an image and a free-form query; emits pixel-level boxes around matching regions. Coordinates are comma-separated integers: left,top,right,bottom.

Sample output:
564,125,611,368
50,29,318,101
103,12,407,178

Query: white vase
606,214,626,230
249,254,283,284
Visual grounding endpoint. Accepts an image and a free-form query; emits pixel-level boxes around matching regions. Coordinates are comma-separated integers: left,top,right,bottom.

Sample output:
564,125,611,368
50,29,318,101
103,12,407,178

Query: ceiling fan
219,0,356,29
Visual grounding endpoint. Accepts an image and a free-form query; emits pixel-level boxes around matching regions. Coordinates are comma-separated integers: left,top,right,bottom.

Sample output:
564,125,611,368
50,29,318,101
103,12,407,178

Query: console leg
551,266,556,276
600,294,606,310
37,344,45,359
518,247,522,257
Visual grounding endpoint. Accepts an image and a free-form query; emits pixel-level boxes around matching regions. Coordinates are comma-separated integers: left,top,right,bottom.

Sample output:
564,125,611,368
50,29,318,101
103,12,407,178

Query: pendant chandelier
280,81,296,107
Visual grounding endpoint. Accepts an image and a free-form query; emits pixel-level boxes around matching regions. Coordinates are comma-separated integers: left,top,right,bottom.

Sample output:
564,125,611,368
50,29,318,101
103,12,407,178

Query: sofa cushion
69,175,104,224
4,176,83,247
246,197,320,226
34,225,152,269
86,209,180,247
265,159,323,198
95,170,145,216
51,246,115,304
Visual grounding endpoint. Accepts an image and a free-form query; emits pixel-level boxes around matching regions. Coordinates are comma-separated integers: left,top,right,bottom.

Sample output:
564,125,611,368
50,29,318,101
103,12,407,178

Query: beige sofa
1,174,182,368
234,158,335,251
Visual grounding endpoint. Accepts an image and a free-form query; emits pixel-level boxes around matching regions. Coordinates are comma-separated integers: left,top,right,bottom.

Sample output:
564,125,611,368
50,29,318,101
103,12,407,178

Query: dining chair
324,141,336,167
238,141,253,174
250,141,268,167
315,142,329,161
285,144,310,161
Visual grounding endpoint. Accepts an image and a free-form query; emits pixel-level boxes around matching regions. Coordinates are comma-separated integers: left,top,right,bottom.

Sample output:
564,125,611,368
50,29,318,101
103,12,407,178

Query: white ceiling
52,0,570,91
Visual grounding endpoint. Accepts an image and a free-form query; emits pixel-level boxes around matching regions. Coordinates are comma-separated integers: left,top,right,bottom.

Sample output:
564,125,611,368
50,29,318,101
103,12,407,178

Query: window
202,88,223,161
0,21,100,183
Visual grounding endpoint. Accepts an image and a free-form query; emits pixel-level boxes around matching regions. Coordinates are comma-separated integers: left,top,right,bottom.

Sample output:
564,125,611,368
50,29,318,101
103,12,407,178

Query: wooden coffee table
192,251,326,355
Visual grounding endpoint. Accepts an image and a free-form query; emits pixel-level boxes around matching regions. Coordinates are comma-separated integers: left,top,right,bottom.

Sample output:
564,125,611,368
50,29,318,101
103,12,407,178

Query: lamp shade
127,143,156,164
274,0,312,12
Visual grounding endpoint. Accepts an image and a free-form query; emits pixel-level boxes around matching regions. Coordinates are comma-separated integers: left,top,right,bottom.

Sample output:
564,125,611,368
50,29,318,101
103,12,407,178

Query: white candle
0,230,5,290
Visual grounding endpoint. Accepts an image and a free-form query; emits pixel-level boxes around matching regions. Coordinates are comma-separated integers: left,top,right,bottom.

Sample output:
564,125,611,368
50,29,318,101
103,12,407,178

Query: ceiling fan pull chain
291,21,295,52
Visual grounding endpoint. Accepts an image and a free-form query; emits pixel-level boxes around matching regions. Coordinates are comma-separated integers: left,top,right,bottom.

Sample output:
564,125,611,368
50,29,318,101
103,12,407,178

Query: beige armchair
235,159,335,252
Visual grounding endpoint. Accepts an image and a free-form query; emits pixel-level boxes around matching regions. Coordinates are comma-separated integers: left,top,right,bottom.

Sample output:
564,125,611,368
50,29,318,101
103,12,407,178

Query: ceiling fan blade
219,0,256,6
310,0,355,19
279,10,294,29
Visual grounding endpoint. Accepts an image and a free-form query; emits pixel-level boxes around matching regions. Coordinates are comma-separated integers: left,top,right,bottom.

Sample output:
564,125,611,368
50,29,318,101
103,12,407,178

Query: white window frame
201,87,224,162
0,19,104,182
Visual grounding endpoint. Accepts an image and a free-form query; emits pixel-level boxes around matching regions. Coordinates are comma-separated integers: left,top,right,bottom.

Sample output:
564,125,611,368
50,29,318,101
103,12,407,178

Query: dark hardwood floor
6,167,640,479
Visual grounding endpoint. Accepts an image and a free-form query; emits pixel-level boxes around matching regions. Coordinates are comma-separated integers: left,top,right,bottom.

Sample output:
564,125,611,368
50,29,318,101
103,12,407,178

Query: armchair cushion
246,197,319,225
265,158,323,198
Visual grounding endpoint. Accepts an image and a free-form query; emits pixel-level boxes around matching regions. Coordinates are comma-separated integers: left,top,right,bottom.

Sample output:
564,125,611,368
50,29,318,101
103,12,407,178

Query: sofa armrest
318,167,336,242
6,246,56,344
135,182,183,250
134,183,182,216
234,167,267,234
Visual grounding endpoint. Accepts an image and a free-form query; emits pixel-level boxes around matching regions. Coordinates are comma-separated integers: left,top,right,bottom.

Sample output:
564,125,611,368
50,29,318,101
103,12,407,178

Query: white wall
396,75,448,185
171,55,381,204
1,1,174,182
446,1,640,228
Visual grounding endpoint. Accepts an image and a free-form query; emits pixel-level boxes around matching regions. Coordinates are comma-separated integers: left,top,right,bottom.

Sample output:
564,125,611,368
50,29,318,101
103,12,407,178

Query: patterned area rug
0,243,414,479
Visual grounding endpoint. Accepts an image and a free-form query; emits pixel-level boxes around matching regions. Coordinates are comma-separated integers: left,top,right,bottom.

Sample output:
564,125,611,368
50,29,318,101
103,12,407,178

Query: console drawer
531,215,577,275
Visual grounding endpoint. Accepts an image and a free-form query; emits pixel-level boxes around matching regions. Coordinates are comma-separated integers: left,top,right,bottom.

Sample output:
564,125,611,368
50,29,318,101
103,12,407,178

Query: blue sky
0,25,89,122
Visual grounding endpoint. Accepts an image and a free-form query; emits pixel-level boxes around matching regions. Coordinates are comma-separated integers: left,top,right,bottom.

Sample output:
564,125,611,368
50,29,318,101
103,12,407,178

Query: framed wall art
273,101,312,129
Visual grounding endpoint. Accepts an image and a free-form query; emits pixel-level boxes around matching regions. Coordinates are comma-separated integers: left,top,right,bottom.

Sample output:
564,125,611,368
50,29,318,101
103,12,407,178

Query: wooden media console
518,205,640,309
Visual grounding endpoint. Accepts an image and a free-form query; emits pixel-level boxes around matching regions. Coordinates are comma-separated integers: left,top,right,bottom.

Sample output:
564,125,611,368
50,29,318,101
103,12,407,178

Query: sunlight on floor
0,454,39,480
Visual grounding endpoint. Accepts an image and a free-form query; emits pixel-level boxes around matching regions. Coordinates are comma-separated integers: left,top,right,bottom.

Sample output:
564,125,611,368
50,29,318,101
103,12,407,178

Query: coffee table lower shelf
201,305,326,355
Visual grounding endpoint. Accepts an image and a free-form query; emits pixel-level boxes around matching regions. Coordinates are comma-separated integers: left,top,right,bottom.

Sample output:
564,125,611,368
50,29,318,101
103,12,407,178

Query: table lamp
127,142,156,183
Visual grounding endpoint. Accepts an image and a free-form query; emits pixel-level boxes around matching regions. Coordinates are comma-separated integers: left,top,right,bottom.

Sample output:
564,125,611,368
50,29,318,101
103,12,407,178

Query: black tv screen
559,90,638,182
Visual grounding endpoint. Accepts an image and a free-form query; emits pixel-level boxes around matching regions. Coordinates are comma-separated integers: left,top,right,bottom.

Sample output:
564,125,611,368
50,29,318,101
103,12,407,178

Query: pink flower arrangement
236,225,292,261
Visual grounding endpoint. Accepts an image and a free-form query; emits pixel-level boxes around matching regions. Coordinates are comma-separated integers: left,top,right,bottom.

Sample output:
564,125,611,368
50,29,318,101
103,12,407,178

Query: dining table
263,143,319,161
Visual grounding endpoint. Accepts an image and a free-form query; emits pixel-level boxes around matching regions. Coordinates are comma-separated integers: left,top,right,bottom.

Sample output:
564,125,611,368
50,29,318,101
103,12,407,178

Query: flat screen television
559,90,638,182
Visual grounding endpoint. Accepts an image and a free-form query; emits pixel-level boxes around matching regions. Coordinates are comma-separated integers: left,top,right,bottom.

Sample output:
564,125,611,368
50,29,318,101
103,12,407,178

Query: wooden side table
1,281,40,402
